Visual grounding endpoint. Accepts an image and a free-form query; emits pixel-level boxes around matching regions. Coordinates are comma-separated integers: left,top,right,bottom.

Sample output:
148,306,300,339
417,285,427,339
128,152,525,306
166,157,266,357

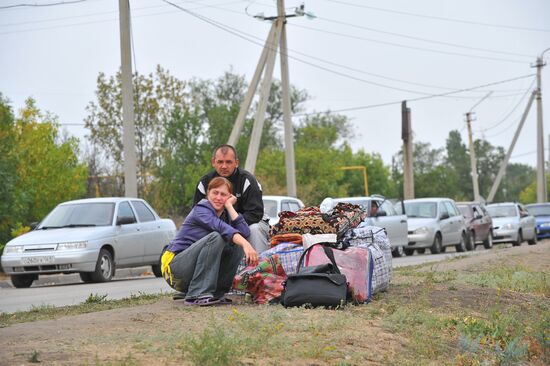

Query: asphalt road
0,243,523,314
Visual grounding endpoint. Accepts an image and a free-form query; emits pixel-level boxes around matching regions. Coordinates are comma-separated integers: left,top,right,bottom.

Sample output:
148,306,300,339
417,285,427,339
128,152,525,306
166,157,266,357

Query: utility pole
119,0,137,198
228,1,310,197
401,101,414,199
487,91,536,202
465,112,481,202
534,49,549,203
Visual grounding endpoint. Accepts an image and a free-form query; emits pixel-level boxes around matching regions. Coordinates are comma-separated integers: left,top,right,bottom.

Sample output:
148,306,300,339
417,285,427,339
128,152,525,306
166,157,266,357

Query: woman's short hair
207,176,233,194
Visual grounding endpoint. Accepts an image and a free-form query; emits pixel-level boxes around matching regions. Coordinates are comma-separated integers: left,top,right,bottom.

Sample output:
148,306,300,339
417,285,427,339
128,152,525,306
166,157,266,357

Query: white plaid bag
259,243,304,275
345,225,392,293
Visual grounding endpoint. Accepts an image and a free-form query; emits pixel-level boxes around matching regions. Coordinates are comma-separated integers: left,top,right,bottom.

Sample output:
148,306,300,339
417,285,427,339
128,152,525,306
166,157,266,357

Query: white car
486,202,537,246
320,196,408,257
1,197,176,288
404,198,468,255
262,195,305,225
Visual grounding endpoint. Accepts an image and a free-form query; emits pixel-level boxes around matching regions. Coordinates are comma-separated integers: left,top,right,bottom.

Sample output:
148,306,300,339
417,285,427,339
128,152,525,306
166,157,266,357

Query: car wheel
11,274,37,288
512,230,522,247
430,233,442,254
79,272,94,283
483,231,494,249
455,232,467,252
90,249,114,282
466,230,475,251
417,248,426,254
527,233,538,245
391,246,405,258
404,248,415,256
152,247,167,277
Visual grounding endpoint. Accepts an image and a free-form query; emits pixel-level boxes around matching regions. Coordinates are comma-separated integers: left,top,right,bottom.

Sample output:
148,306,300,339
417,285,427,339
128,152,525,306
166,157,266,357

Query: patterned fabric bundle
345,225,392,294
260,243,304,275
270,233,303,247
232,255,286,304
270,203,367,238
305,245,373,303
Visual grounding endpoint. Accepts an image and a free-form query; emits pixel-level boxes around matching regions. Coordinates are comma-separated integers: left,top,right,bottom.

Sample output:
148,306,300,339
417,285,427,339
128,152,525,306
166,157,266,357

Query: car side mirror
29,222,39,230
117,216,135,225
376,210,387,217
440,212,450,220
475,214,483,220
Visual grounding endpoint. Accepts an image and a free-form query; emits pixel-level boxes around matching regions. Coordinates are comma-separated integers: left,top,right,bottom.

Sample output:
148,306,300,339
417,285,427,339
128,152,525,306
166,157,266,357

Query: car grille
11,264,72,272
24,244,57,252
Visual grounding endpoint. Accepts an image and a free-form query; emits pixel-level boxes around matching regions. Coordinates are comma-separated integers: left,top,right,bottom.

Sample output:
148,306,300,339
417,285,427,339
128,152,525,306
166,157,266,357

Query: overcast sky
1,0,549,168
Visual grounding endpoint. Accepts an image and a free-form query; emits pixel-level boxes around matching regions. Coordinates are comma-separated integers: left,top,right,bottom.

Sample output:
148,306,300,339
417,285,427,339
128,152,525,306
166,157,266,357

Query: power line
314,16,533,59
163,1,535,100
0,0,87,10
321,0,550,33
290,22,526,64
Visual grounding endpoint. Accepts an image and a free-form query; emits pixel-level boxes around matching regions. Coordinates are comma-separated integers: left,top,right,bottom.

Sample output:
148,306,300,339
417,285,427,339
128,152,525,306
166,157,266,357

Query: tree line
0,66,544,248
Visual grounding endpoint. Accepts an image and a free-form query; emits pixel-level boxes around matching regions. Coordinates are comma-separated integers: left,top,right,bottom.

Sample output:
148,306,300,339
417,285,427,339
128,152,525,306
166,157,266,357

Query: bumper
536,225,550,239
1,249,98,275
492,228,517,243
407,232,434,248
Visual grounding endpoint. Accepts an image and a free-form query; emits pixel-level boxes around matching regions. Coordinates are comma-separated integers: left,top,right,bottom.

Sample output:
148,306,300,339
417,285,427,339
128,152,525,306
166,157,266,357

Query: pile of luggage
232,203,393,307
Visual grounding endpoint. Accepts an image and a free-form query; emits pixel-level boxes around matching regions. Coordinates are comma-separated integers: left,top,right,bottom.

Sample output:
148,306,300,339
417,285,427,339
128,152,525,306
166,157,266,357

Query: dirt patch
1,241,549,365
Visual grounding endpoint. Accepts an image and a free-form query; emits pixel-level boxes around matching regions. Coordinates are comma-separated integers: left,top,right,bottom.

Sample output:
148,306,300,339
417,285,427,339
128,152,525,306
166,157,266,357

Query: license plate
21,256,55,265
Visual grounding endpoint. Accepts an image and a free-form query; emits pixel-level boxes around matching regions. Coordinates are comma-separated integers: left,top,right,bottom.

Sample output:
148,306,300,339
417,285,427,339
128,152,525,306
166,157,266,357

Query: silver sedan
1,197,176,288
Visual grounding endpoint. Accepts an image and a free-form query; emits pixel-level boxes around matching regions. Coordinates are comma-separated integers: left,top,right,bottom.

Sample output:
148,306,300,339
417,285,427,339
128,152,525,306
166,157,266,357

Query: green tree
14,98,88,223
0,95,18,246
445,130,471,200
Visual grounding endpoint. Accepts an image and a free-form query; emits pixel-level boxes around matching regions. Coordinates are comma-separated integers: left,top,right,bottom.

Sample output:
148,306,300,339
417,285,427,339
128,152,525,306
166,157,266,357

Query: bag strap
296,243,341,274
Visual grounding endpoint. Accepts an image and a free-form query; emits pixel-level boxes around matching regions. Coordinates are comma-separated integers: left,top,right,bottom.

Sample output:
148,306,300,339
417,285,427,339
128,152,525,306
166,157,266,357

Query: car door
518,204,536,239
113,201,144,266
473,204,490,240
372,200,408,247
438,202,454,245
131,200,165,264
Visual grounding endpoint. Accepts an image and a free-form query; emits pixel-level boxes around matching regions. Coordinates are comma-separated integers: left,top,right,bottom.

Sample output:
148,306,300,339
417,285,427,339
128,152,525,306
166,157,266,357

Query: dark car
456,202,494,250
526,203,550,239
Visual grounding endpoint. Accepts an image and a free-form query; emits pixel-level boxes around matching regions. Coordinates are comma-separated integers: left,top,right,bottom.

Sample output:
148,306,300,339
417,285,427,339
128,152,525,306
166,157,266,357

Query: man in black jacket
193,144,269,253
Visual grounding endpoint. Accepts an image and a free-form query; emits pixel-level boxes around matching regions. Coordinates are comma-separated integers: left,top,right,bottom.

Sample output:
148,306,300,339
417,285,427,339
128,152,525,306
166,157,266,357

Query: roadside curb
0,266,154,288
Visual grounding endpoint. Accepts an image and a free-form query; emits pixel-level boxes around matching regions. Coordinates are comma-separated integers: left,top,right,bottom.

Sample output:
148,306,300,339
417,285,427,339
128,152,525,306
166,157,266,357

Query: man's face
212,150,239,177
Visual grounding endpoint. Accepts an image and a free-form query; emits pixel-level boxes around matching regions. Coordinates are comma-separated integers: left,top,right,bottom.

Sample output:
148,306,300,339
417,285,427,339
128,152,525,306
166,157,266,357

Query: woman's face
207,184,230,212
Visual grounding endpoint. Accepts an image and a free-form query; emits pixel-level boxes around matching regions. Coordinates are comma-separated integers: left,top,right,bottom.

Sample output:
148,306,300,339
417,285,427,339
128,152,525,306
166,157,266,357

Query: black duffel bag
280,244,347,308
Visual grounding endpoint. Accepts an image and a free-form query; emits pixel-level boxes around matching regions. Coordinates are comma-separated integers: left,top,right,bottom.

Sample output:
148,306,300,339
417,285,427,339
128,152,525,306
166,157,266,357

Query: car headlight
413,227,430,234
56,241,87,250
501,223,515,230
4,245,25,254
540,222,550,228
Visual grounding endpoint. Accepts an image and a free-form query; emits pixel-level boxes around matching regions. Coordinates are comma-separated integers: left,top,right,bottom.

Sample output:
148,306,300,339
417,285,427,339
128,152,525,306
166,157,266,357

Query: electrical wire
314,16,533,59
321,0,550,33
164,0,536,101
0,0,87,10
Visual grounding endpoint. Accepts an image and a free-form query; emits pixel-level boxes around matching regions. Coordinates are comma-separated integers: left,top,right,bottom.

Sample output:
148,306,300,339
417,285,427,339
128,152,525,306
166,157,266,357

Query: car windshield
39,203,115,228
404,202,437,218
457,205,470,217
486,205,516,218
263,200,278,219
526,205,550,216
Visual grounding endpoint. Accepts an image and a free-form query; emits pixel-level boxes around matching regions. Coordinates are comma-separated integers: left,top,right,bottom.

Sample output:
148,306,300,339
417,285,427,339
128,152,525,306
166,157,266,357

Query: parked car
526,202,550,239
262,195,304,225
404,198,468,255
320,196,408,257
1,197,176,288
486,202,537,246
456,202,494,250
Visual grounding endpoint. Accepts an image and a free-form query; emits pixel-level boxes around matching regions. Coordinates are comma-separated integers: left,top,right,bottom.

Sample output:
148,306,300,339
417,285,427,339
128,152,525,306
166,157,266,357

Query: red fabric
270,233,303,247
232,255,287,304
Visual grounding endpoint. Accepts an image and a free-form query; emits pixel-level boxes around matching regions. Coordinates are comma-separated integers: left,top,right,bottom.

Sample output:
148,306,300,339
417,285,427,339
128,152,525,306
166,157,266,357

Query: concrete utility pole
465,112,481,202
487,91,536,202
119,0,138,198
534,48,549,203
228,0,308,197
401,101,414,199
